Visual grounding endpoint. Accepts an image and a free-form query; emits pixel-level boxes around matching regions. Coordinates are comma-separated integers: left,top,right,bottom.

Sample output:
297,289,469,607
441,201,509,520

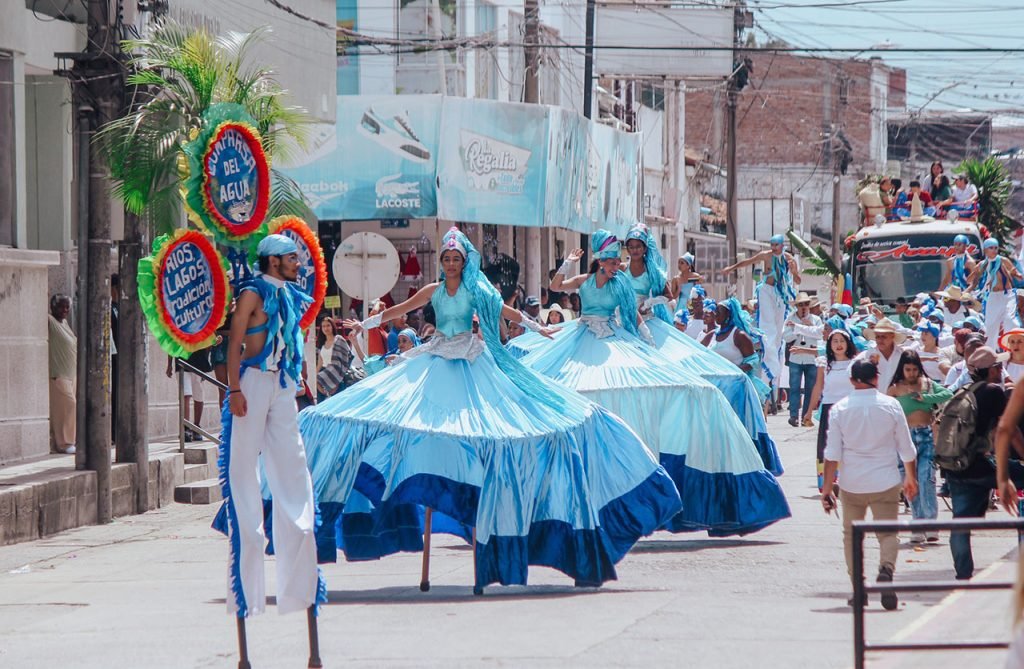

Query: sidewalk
0,438,217,546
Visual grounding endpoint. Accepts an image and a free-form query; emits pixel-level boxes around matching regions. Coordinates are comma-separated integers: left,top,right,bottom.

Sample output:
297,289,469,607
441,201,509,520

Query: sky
749,0,1024,118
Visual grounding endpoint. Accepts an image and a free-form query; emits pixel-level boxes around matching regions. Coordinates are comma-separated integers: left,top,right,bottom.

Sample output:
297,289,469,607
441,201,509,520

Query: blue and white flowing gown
519,274,790,536
297,282,682,589
629,269,783,475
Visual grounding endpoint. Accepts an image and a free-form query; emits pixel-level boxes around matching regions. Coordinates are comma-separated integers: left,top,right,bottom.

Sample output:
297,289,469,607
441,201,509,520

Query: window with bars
396,0,464,96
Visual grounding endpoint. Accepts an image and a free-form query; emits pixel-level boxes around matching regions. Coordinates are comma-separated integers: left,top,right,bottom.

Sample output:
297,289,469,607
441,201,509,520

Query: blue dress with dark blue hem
508,270,784,476
517,274,790,536
296,281,682,589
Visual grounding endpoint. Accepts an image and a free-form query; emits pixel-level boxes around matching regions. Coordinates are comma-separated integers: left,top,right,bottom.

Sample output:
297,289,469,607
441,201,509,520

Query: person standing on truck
939,235,977,292
721,233,801,390
969,238,1023,349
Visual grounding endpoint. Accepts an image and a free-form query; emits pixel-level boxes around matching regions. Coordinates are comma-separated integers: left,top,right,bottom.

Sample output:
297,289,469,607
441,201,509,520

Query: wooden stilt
472,527,483,596
306,605,323,668
420,507,433,592
236,616,252,669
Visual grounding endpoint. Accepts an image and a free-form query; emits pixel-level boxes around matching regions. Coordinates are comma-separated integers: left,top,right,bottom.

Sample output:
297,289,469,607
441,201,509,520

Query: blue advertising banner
282,95,640,235
436,98,549,227
283,95,442,221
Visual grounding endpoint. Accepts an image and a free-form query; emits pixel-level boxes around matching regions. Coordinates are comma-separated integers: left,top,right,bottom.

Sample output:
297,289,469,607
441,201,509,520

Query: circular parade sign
182,103,271,247
138,229,231,357
251,216,327,330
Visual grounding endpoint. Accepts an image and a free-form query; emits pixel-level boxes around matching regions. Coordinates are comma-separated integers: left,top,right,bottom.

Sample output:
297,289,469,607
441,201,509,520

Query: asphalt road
0,415,1018,668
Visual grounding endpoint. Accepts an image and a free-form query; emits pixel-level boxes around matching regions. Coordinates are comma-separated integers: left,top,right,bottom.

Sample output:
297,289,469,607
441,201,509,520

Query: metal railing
175,358,228,452
852,517,1024,668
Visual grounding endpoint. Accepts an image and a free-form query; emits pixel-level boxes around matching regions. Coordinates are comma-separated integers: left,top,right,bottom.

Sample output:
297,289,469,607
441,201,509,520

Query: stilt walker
721,234,801,395
222,233,325,627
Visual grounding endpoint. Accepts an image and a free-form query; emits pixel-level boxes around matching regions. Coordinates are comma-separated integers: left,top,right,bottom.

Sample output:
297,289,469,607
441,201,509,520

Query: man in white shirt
855,318,908,391
784,293,823,427
950,175,978,208
822,360,918,610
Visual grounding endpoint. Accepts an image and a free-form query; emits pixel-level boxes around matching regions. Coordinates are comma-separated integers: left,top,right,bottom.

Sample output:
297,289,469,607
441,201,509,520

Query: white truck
848,219,983,305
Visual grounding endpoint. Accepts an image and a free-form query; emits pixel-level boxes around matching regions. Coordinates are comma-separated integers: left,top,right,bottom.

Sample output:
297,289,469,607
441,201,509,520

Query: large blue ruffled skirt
508,320,785,475
293,340,682,589
517,319,790,536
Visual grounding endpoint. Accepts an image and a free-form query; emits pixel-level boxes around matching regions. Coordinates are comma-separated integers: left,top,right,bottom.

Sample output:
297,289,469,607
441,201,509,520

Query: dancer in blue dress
509,225,783,475
519,230,790,536
622,223,782,474
298,227,681,591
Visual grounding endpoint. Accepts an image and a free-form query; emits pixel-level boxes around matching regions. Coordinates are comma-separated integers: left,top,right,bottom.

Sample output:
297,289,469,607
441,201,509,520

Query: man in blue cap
221,233,321,619
968,238,1023,348
720,233,801,389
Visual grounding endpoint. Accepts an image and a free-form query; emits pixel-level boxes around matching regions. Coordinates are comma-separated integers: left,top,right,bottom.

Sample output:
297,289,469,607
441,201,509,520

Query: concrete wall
0,248,61,466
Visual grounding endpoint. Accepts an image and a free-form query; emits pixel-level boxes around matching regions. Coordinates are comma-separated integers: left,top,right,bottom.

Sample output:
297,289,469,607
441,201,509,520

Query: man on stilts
721,233,801,406
220,234,325,667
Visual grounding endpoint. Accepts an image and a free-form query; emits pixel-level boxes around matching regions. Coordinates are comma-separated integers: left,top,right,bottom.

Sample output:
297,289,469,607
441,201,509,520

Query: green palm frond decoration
786,229,841,278
956,156,1019,252
96,19,313,234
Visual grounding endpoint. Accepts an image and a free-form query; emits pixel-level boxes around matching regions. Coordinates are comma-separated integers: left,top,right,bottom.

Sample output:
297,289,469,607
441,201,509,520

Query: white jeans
226,370,318,616
756,282,787,383
984,290,1016,349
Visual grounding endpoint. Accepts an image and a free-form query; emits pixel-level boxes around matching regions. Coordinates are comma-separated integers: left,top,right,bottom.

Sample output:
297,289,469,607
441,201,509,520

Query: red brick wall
686,54,903,171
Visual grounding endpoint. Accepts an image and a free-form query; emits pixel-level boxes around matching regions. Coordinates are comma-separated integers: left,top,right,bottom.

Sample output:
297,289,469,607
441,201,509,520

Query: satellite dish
332,232,400,317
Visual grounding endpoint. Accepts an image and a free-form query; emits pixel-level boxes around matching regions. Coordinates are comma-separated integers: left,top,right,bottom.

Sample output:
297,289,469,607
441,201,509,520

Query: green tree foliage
96,20,312,233
957,156,1018,251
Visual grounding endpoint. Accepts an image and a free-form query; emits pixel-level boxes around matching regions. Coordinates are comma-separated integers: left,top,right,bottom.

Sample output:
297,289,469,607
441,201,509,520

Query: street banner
285,95,442,221
282,95,641,235
436,97,549,228
138,229,232,357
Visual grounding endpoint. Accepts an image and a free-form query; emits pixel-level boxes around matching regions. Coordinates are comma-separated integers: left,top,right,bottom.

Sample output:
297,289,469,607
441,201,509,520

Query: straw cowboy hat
794,292,812,306
933,286,981,310
862,317,909,344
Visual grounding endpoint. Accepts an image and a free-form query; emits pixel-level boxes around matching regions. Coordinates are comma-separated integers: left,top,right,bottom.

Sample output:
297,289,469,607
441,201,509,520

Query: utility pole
830,73,848,267
726,3,751,267
580,0,596,266
70,0,120,523
523,0,542,299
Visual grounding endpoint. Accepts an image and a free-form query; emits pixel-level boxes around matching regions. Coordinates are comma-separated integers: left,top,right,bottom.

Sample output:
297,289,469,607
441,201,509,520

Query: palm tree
957,156,1019,251
97,19,312,234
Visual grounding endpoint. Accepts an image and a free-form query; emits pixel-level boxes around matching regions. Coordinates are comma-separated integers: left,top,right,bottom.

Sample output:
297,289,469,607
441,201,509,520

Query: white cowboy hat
933,286,981,310
862,317,909,344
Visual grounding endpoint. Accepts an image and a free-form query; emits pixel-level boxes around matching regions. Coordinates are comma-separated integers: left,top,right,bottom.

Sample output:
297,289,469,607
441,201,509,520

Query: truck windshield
854,260,943,302
851,232,981,303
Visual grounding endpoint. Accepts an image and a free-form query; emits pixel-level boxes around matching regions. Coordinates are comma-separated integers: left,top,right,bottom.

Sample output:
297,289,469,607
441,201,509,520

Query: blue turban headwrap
916,319,941,341
963,316,983,331
398,328,420,348
836,304,854,318
825,315,846,332
954,234,969,245
690,283,707,303
681,252,695,268
769,234,786,246
983,238,999,250
703,298,718,314
257,233,298,257
592,229,621,260
674,308,690,326
626,222,671,323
